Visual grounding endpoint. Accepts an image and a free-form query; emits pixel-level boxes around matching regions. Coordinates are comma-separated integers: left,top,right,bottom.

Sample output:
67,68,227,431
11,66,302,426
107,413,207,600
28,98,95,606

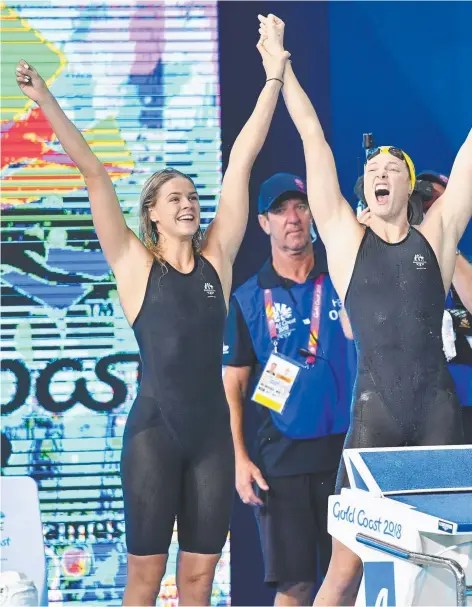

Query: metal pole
356,533,468,606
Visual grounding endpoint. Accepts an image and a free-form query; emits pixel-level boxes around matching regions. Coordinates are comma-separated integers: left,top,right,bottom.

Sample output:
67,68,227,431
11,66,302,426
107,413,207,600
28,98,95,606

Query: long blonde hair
139,168,203,264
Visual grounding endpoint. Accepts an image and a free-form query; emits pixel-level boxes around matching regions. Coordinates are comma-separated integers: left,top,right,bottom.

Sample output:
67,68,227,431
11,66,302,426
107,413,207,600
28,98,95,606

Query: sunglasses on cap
365,146,416,188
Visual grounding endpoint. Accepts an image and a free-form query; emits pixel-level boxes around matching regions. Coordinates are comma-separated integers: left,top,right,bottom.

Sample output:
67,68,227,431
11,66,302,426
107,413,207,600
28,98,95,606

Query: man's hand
236,456,269,506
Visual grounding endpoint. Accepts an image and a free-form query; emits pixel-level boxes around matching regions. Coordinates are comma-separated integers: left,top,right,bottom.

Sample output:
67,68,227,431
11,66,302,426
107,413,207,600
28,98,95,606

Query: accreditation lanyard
263,275,324,365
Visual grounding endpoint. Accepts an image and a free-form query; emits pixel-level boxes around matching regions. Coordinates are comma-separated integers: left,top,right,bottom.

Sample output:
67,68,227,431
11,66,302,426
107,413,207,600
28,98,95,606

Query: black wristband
266,78,284,86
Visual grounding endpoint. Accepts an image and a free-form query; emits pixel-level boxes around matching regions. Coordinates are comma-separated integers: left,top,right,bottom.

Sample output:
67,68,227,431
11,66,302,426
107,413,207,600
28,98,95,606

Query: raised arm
15,60,143,272
282,62,347,233
203,41,290,267
421,129,472,291
257,15,360,248
440,129,472,243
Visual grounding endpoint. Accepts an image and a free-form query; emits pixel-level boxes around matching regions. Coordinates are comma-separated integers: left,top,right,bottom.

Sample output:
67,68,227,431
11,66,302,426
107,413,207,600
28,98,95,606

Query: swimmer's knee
327,539,363,584
124,553,168,603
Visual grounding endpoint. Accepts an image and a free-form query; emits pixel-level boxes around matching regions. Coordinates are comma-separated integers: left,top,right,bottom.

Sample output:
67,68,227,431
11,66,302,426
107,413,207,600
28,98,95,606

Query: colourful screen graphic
0,1,229,604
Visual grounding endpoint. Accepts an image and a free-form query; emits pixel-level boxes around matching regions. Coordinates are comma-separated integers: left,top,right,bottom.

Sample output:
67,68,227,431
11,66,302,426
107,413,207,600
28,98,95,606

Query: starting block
328,445,472,606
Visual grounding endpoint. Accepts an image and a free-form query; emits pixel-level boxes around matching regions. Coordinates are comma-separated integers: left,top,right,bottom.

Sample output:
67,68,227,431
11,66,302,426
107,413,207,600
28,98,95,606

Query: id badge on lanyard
252,276,324,413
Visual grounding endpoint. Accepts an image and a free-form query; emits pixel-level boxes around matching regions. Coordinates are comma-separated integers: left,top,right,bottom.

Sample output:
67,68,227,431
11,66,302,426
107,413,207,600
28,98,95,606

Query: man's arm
223,365,251,461
223,366,269,506
223,298,269,506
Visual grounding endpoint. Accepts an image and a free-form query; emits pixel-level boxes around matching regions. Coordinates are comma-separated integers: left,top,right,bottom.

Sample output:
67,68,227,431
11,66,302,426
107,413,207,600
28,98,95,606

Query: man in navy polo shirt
223,173,356,605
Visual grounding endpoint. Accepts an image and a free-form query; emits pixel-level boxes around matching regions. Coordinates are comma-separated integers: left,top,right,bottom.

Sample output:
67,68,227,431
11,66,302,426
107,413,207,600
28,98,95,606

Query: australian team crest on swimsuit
204,282,216,298
413,253,427,269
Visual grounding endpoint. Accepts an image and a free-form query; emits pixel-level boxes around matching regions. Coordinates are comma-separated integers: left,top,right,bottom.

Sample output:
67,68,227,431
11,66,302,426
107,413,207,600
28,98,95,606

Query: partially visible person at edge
258,13,471,607
420,171,472,443
16,39,290,607
223,170,355,606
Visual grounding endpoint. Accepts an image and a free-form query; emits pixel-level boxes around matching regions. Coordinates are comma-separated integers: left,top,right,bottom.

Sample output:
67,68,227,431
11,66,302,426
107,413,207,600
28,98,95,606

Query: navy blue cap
258,173,307,214
417,170,449,188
